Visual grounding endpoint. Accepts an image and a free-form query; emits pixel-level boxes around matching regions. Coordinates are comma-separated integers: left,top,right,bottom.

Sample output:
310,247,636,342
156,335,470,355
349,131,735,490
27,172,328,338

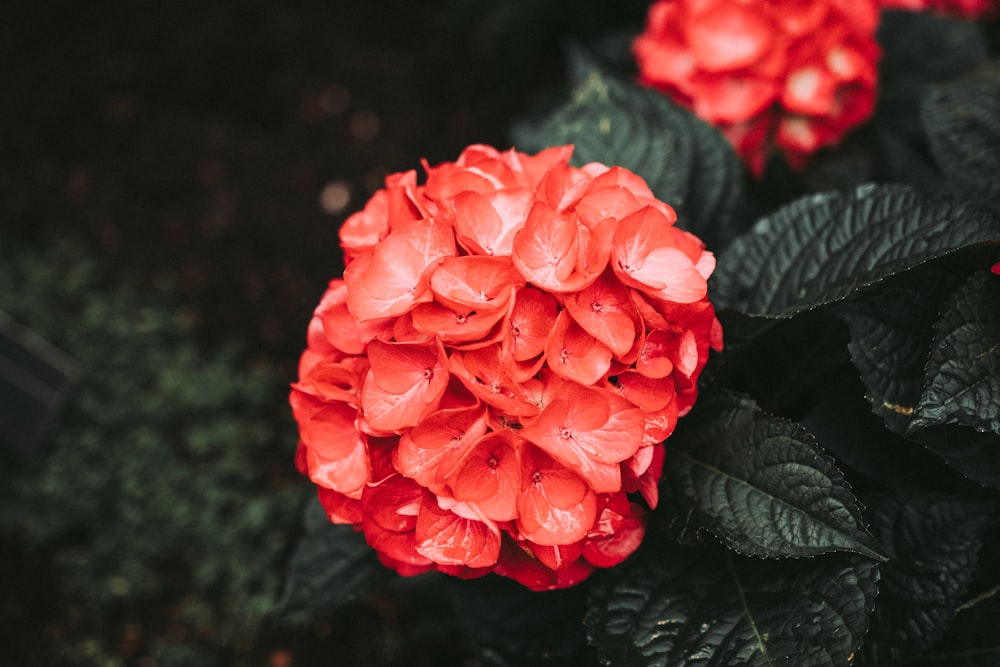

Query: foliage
281,7,1000,667
0,234,309,666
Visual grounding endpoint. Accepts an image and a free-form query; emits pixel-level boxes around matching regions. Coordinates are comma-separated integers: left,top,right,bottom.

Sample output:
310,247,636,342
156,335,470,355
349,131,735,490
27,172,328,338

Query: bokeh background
0,1,647,665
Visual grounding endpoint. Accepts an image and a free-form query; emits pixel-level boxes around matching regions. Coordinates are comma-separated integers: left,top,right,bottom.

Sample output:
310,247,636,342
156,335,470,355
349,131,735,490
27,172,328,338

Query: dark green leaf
904,271,1000,487
908,594,1000,666
799,365,967,495
586,545,878,667
713,310,854,417
713,184,1000,318
833,265,1000,487
922,61,1000,217
910,426,1000,489
859,494,994,666
877,11,989,141
873,122,948,196
912,271,1000,435
833,265,965,435
511,48,748,251
277,498,386,617
661,391,887,561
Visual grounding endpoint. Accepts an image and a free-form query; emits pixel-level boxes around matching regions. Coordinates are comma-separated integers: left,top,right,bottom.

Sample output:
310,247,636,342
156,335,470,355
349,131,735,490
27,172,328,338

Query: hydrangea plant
282,2,1000,665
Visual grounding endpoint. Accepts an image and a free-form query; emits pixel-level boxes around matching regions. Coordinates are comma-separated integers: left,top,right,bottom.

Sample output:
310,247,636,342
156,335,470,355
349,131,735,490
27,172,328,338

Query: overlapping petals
291,144,722,589
633,0,882,175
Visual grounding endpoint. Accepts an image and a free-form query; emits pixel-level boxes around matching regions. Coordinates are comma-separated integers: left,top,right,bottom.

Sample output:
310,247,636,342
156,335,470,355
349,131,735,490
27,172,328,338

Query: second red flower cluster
633,0,995,175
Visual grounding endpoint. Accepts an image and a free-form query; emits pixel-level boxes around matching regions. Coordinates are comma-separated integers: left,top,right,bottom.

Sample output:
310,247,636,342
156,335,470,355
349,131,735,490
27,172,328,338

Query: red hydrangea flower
290,144,722,590
632,0,882,175
879,0,997,19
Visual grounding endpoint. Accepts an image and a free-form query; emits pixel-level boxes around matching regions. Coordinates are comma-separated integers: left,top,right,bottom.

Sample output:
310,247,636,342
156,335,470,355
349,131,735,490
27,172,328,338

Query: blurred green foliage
0,233,309,666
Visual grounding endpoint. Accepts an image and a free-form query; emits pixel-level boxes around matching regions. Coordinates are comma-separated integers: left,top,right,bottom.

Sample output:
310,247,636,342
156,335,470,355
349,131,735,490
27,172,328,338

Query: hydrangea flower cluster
290,144,722,590
632,0,882,175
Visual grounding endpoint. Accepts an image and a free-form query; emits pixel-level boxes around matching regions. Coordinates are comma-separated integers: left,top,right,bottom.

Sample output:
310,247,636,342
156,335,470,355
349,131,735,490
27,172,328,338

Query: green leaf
511,48,748,251
833,264,966,435
877,10,989,142
713,184,1000,318
905,270,1000,487
799,365,965,495
910,594,1000,666
586,545,879,667
832,265,1000,487
859,494,994,666
912,271,1000,435
276,498,386,617
922,60,1000,217
660,391,887,561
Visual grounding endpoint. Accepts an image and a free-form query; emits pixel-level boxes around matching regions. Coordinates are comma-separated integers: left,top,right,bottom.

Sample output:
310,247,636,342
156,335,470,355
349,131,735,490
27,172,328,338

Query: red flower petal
520,382,646,493
415,495,501,569
361,339,449,432
452,189,534,257
429,255,524,312
344,218,455,321
313,279,365,355
616,370,676,413
782,64,837,115
410,300,508,344
338,172,423,260
395,403,489,491
690,71,778,124
300,402,369,497
423,160,504,200
612,207,707,304
687,4,775,72
493,535,594,590
574,185,642,229
636,329,676,379
505,287,560,362
638,443,666,508
364,519,434,567
451,431,522,521
292,356,367,406
449,345,538,417
512,200,579,290
317,486,363,524
362,474,423,533
531,540,585,572
642,387,680,437
634,28,698,97
584,166,657,201
501,144,576,186
535,161,593,212
583,493,646,568
544,310,614,386
564,271,638,358
516,446,598,546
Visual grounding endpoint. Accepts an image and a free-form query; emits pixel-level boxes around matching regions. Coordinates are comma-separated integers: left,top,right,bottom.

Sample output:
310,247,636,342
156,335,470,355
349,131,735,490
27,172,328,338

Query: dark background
1,0,647,368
